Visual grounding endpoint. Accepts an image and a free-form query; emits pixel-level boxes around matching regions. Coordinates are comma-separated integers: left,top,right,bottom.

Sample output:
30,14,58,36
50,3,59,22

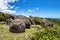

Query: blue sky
0,0,60,18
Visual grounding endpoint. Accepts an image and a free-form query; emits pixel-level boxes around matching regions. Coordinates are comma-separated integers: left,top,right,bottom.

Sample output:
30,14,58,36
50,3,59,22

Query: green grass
0,22,6,25
32,24,60,40
0,22,38,40
0,26,38,40
0,22,60,40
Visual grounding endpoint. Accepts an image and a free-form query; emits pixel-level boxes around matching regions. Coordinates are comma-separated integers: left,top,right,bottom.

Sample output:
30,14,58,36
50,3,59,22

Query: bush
32,25,60,40
0,12,9,22
34,17,42,25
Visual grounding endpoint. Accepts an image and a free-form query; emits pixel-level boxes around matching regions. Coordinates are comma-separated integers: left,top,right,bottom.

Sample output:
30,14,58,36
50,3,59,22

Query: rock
24,19,31,29
7,15,31,33
7,14,16,20
29,16,35,25
9,19,25,33
41,19,53,27
31,25,40,28
16,15,27,19
6,18,12,26
16,15,31,29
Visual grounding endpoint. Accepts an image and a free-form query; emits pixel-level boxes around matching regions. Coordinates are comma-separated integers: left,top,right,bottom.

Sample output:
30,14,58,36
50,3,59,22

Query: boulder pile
6,14,53,33
6,15,32,33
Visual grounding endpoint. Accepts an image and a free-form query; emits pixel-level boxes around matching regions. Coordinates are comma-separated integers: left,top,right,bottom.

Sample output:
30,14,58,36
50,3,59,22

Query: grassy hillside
0,12,60,40
0,22,40,40
46,18,60,25
32,18,60,40
0,18,60,40
0,25,37,40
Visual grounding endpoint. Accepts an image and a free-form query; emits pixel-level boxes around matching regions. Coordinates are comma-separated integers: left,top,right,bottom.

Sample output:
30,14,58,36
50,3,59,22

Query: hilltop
0,12,60,40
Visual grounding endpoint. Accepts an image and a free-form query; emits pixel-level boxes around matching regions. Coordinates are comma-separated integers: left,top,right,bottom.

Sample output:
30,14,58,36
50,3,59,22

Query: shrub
32,25,60,40
34,17,42,25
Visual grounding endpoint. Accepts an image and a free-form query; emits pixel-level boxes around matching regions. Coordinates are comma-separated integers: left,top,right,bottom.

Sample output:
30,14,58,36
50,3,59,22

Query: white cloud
4,0,18,3
10,6,15,9
1,10,16,14
28,9,32,12
36,8,39,10
0,0,19,14
15,7,19,10
28,8,39,12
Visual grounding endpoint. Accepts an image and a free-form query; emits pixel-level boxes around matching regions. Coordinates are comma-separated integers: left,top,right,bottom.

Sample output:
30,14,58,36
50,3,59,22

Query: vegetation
0,24,37,40
0,12,9,22
34,17,42,25
46,18,60,25
32,18,60,40
0,12,60,40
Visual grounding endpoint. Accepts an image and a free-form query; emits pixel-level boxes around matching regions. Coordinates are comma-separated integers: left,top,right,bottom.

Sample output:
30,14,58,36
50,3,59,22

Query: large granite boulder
24,19,31,29
9,19,25,33
16,15,31,29
41,19,53,27
29,16,35,25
